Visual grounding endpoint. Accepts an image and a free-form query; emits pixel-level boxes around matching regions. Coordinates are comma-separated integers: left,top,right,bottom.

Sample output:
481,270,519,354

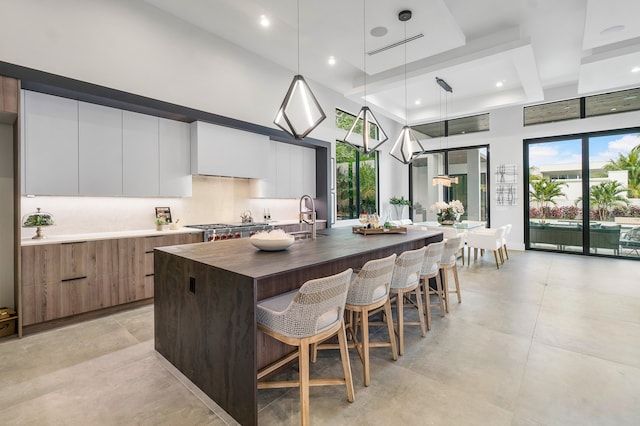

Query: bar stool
440,236,463,313
256,268,355,426
344,253,398,386
419,241,445,330
389,246,427,355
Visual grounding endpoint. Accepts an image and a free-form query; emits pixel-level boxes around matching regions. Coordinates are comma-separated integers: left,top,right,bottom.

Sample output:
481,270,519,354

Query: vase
437,212,456,226
392,204,406,220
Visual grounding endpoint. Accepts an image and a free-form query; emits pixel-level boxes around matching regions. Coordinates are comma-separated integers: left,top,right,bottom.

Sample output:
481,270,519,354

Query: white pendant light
274,0,326,139
344,0,388,153
389,10,424,165
432,76,458,186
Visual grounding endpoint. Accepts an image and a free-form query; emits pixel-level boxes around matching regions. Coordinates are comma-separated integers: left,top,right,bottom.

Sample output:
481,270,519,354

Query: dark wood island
154,227,442,425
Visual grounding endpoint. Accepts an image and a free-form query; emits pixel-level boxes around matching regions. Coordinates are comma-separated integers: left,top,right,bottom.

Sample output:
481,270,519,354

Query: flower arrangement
430,200,464,224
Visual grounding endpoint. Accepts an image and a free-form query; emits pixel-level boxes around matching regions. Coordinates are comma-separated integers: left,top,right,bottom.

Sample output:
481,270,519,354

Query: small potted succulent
155,217,167,231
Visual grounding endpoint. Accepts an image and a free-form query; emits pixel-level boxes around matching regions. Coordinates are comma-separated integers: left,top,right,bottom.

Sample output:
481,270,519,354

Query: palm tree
588,180,629,221
529,177,567,219
603,143,640,198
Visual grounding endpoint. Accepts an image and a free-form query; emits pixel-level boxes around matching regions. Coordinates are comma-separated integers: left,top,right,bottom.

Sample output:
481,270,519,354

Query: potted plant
390,196,411,220
155,217,167,231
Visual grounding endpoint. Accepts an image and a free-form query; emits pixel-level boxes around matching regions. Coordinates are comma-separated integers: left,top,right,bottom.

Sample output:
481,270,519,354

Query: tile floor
1,250,639,425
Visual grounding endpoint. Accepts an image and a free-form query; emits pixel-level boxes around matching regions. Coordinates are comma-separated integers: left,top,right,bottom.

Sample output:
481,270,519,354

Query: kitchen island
154,226,442,425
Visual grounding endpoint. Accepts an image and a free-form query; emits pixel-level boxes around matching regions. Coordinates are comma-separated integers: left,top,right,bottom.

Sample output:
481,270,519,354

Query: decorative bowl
250,233,295,251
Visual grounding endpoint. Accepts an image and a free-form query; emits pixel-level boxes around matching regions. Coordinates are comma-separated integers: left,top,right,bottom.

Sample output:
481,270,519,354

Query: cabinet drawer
21,244,61,286
33,278,97,321
60,242,89,281
145,252,154,276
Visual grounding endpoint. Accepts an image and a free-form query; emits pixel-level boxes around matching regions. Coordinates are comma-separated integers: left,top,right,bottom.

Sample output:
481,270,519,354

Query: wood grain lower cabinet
20,232,203,327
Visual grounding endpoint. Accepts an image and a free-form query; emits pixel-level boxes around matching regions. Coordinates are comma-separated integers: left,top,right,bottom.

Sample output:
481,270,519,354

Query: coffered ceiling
142,0,640,125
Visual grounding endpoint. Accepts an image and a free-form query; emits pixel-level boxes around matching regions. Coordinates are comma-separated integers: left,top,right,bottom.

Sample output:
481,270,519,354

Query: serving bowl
250,232,295,251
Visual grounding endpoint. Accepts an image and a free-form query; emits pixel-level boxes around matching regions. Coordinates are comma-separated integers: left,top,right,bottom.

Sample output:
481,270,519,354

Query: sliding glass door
527,139,584,253
526,129,640,258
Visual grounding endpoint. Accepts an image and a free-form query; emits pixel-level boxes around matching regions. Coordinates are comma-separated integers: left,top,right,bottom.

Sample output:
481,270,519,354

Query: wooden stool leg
337,321,355,402
442,268,451,313
299,341,310,426
504,244,509,260
423,280,432,331
383,298,398,361
452,265,461,303
361,307,371,386
414,287,426,336
435,272,445,316
397,290,405,356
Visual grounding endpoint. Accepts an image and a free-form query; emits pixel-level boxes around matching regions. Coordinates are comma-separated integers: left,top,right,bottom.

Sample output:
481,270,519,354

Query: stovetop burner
187,222,275,241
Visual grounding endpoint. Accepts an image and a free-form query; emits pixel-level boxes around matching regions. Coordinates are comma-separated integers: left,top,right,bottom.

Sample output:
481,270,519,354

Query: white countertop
21,227,203,246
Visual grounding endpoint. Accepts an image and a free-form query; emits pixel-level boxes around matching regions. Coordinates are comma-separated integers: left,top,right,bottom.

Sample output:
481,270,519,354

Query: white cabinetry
252,141,316,198
23,91,79,195
159,118,191,196
123,111,159,196
190,121,269,178
78,102,123,196
22,90,191,197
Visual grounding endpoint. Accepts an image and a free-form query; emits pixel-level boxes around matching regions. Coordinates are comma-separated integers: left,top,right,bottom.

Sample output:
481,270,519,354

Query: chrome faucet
299,194,316,240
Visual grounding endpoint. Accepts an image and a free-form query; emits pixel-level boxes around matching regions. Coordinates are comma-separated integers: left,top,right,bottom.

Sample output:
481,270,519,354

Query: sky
529,133,640,167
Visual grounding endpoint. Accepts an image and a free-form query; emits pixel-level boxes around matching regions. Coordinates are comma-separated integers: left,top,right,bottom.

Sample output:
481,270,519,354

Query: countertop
21,227,203,246
158,226,441,280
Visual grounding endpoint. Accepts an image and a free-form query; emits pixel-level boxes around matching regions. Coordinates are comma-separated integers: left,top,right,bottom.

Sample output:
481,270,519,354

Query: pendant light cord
297,0,300,74
404,20,408,126
363,0,367,106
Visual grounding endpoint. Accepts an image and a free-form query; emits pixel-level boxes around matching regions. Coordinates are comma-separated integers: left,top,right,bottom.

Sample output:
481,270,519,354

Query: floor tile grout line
509,256,552,423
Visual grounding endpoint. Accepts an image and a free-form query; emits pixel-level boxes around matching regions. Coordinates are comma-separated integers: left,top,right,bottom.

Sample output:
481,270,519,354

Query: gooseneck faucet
299,194,316,240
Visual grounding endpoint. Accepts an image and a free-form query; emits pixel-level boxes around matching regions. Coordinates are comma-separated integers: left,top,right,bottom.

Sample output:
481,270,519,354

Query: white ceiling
142,0,640,125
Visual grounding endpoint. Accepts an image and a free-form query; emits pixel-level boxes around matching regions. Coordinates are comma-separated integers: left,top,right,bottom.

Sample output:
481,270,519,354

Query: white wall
0,124,14,308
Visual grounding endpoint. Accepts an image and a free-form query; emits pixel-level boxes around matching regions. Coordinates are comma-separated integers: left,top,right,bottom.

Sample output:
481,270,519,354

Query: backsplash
21,175,302,238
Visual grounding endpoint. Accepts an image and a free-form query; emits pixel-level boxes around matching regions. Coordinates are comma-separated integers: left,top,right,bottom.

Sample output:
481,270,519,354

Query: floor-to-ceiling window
335,109,380,220
525,129,640,258
411,146,489,224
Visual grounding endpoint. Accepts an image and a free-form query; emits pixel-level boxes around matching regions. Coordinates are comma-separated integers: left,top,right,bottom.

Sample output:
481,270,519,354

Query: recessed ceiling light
496,81,504,88
414,99,421,105
632,66,640,73
611,107,617,111
370,26,388,37
600,25,624,36
328,56,336,66
259,14,270,27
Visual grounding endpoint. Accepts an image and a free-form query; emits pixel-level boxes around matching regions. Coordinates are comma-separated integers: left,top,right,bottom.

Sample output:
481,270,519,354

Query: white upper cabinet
251,141,316,199
123,111,159,196
23,91,79,195
159,118,191,197
190,121,269,179
302,146,316,198
22,90,191,197
78,101,123,196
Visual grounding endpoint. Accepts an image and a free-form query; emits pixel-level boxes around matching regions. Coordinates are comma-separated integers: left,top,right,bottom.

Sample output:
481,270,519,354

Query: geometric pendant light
344,0,388,153
274,75,326,139
274,0,326,139
389,10,424,165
